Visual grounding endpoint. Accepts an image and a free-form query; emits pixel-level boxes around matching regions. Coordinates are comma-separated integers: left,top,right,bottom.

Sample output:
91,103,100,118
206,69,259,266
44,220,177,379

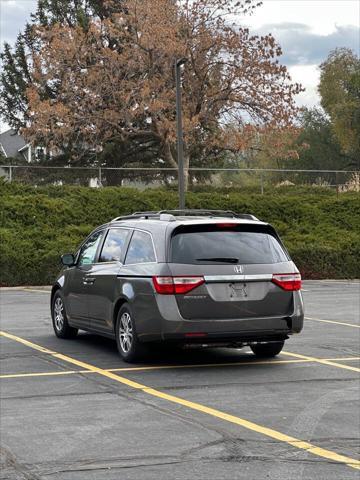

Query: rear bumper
155,291,304,341
163,332,289,346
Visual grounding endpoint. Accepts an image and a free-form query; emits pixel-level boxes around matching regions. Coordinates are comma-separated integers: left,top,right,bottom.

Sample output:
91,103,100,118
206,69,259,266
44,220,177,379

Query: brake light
216,223,237,228
272,273,302,291
185,332,207,337
152,276,204,294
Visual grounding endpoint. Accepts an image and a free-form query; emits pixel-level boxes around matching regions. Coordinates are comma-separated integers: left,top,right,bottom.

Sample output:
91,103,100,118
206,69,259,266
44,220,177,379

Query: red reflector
272,273,302,291
152,276,204,295
185,332,207,338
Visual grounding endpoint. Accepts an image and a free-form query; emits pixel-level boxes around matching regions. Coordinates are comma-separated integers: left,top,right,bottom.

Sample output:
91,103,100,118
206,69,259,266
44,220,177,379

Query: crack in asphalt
117,377,358,391
9,450,360,478
1,390,114,401
1,446,43,480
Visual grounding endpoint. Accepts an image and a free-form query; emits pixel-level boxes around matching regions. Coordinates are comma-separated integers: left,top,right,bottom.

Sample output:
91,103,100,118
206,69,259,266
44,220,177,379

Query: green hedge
0,181,359,285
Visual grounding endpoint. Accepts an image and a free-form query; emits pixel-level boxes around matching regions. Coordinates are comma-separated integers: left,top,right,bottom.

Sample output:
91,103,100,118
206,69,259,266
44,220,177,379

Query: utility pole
175,58,187,209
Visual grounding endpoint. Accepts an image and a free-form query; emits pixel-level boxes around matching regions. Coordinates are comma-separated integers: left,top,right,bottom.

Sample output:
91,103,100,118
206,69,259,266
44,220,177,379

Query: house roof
0,129,29,158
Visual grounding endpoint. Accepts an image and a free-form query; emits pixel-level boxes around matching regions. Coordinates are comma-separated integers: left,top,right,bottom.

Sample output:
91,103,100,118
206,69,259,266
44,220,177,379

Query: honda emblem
234,265,243,274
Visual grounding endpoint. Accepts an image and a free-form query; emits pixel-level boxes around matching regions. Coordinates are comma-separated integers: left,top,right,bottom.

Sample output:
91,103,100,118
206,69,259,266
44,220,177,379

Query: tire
51,291,78,339
115,304,147,362
250,341,284,358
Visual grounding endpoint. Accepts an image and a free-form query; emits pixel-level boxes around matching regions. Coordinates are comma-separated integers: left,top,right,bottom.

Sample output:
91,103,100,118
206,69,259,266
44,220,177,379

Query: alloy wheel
54,297,64,331
119,312,133,353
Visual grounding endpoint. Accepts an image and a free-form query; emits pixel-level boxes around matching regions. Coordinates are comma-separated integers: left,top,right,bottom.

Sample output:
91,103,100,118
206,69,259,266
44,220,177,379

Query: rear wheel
115,304,146,362
250,341,284,358
51,291,78,339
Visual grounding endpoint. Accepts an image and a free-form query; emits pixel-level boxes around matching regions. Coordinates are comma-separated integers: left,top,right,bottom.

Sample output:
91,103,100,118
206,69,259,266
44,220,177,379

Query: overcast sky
0,0,359,132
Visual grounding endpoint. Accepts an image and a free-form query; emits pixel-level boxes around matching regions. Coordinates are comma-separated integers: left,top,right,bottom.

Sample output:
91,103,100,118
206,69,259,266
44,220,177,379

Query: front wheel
115,304,146,362
250,341,284,358
51,291,78,339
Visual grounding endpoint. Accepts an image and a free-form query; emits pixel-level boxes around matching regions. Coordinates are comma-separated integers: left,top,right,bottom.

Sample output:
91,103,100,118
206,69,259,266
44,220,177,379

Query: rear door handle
83,277,96,285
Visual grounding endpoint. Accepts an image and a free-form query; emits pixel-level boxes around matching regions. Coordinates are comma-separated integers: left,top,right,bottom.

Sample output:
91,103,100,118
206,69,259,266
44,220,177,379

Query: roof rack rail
111,210,259,223
110,212,160,222
157,210,259,221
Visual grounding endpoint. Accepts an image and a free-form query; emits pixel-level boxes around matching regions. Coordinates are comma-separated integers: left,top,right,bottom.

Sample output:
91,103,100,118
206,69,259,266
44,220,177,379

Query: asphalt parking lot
0,281,359,479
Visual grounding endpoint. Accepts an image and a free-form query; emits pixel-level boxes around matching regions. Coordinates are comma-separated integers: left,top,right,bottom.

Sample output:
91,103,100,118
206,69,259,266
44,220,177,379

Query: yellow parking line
2,356,360,379
0,359,310,379
324,357,360,362
323,357,360,363
108,358,309,371
1,330,359,471
107,356,360,370
0,370,81,379
282,351,360,373
306,316,360,328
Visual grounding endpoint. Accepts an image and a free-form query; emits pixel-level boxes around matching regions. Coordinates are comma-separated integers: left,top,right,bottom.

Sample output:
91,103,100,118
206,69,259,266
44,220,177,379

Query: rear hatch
167,223,297,320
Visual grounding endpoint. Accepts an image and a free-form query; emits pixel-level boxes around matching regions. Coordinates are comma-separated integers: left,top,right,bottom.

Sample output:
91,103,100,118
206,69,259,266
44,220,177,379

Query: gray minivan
51,210,304,362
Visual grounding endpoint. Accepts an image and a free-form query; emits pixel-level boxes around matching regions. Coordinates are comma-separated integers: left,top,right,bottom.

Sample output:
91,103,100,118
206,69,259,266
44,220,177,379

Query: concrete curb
0,286,52,291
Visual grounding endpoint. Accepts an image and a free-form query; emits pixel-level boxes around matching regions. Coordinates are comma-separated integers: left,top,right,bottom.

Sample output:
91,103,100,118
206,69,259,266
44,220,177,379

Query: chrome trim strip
204,274,273,282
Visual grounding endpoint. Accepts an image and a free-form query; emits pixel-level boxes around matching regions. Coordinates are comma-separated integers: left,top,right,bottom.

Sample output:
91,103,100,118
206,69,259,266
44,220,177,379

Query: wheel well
113,298,128,329
51,284,61,307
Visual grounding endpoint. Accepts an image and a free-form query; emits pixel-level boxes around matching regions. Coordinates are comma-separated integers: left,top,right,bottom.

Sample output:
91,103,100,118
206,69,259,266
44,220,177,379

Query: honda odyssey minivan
51,210,304,362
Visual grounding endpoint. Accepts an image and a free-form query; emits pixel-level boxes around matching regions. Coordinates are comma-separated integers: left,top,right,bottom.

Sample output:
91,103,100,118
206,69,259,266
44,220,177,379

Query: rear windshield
170,225,289,265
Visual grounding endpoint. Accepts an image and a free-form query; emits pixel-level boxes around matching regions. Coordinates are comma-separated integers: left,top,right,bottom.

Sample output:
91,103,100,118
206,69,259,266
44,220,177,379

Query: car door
64,229,104,329
85,227,131,333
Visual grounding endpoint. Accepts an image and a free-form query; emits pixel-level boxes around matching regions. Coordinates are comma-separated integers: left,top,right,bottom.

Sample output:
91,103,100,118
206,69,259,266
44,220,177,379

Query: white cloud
289,64,321,107
243,1,359,108
254,23,359,66
245,0,360,35
0,0,37,47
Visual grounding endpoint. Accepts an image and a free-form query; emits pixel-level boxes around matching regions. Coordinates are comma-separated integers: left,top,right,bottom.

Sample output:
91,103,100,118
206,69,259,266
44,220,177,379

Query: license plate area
205,281,269,302
229,282,248,299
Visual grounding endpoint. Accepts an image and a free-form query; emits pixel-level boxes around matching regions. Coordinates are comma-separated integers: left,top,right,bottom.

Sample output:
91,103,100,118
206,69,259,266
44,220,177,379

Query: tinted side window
125,231,156,264
99,228,130,262
78,230,103,266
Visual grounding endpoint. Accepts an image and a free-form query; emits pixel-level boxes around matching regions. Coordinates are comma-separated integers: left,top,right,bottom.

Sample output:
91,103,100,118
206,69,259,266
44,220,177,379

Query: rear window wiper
196,257,239,263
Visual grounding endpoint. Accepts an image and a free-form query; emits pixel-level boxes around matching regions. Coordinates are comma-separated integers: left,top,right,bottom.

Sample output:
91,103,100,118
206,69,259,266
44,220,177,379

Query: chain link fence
1,165,359,193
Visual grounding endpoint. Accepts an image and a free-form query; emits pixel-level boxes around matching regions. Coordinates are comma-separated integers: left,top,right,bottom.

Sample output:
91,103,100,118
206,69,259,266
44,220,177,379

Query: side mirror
61,253,75,267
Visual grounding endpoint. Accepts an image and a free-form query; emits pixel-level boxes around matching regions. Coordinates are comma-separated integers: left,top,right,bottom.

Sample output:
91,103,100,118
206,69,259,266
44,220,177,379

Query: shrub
0,182,358,285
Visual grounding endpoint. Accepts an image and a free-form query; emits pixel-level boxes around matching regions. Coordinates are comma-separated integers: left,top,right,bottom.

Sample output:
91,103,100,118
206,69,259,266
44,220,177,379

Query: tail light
152,276,174,294
272,273,302,291
152,276,204,295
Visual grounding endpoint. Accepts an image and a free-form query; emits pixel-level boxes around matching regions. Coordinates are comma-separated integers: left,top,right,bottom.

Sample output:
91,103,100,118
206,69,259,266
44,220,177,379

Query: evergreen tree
1,26,35,131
